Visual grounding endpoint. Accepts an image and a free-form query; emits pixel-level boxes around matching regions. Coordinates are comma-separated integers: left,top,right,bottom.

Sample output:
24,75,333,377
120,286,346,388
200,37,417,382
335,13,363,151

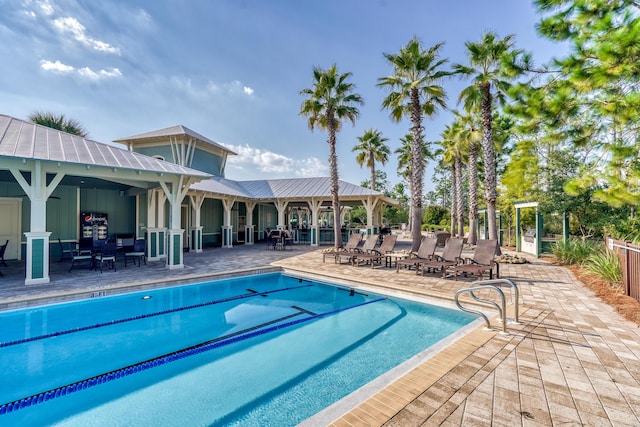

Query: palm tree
353,129,390,191
456,111,482,245
454,31,529,241
300,64,363,248
378,37,449,251
440,122,466,238
29,111,88,137
395,133,432,233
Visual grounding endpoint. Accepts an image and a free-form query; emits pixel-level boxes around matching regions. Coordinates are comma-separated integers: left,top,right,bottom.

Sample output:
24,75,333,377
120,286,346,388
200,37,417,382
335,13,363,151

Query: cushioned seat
125,239,146,267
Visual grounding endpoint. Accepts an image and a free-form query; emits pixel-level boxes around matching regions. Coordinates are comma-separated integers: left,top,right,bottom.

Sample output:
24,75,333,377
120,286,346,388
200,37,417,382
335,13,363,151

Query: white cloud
224,144,327,177
170,77,255,99
40,59,122,80
38,0,54,16
78,66,122,80
40,59,74,73
22,0,54,17
53,16,120,54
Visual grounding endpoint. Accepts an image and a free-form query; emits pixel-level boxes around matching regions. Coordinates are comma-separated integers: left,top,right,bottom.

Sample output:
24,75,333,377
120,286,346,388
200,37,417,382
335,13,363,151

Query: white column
221,198,235,248
189,193,205,252
307,199,323,247
244,201,256,245
275,199,288,230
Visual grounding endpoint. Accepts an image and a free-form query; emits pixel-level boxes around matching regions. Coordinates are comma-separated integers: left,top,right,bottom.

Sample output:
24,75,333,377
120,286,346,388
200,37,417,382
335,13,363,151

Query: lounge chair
322,233,362,262
125,239,147,267
435,231,451,247
336,234,378,264
353,234,398,268
419,237,464,278
452,239,498,281
396,236,437,273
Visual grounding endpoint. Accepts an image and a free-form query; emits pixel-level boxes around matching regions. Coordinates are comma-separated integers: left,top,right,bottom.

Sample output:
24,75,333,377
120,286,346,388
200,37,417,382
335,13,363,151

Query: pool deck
1,240,639,426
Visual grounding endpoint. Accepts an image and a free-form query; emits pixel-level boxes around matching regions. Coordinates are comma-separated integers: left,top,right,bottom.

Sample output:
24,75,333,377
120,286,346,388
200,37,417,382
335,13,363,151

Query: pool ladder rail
454,279,520,335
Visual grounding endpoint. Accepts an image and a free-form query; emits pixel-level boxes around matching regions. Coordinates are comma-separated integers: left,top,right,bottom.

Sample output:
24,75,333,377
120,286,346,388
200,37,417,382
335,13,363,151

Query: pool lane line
0,284,313,349
0,297,387,415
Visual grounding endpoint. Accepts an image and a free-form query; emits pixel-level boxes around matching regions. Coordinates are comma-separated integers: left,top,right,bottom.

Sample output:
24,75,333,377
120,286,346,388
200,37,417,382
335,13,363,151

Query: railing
606,236,640,302
454,278,520,334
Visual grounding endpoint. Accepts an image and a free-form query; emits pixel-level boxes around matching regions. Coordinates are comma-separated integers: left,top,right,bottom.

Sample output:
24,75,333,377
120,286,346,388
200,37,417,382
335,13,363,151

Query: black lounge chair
396,236,437,273
322,233,361,262
452,239,498,280
419,238,464,278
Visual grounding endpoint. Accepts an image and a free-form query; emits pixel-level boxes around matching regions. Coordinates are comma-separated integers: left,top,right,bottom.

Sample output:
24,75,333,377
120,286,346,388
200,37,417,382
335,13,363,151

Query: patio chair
58,238,76,262
0,239,7,276
419,237,464,278
282,230,294,250
68,245,94,272
95,241,117,273
266,230,281,250
125,239,147,267
396,236,437,273
0,240,7,267
452,239,498,281
353,234,398,268
322,233,361,262
336,234,378,264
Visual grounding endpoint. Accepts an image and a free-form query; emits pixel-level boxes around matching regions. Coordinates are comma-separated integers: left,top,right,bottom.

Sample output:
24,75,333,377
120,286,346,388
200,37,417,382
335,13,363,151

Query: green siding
47,185,79,240
150,232,157,257
32,238,44,279
173,234,180,264
137,192,148,238
135,146,174,163
134,146,224,177
190,149,224,177
80,188,136,236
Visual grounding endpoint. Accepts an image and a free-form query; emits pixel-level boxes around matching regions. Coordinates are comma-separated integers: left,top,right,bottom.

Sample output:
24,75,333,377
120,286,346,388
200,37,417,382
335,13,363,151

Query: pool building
0,114,394,285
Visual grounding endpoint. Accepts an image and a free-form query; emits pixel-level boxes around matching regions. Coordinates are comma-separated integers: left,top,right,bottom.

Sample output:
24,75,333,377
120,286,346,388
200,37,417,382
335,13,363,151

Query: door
0,198,22,260
181,204,190,250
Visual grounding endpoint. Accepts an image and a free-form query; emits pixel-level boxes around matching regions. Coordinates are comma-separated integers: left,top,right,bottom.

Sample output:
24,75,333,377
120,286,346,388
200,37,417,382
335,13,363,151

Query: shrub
584,250,623,288
552,238,599,265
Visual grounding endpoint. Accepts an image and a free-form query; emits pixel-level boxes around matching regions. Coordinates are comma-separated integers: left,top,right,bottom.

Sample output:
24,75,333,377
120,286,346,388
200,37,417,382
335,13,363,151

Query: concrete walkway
1,241,639,426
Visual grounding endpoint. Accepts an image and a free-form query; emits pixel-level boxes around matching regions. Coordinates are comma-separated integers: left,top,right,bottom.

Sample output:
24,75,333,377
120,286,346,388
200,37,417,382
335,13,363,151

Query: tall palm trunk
467,140,479,244
370,152,376,191
480,83,498,241
450,163,457,235
327,112,342,248
409,89,425,251
455,156,464,237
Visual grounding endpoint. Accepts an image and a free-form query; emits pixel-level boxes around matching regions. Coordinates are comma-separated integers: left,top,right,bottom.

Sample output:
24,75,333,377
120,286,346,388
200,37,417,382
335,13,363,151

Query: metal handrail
455,285,507,333
469,278,520,324
454,278,520,334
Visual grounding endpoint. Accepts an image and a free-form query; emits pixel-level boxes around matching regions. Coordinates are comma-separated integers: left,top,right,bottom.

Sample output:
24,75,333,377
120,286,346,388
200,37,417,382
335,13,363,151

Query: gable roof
113,124,236,155
191,176,394,203
0,115,211,178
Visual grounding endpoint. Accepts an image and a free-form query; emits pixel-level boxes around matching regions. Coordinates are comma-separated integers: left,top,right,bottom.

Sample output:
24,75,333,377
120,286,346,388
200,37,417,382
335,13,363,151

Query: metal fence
606,236,640,302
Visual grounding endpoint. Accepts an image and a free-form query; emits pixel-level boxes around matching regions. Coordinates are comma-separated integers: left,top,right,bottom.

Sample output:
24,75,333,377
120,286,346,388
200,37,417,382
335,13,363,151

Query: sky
0,0,568,194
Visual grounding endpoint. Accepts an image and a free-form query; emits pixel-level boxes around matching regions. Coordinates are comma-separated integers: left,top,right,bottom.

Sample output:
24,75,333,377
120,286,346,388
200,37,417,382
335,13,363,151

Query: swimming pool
0,272,477,426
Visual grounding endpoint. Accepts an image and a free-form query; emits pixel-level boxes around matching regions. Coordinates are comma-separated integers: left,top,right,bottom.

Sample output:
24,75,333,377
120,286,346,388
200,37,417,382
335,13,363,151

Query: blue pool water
0,273,477,426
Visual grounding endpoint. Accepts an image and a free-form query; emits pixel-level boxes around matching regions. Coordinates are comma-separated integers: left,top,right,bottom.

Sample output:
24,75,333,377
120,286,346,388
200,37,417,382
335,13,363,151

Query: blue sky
0,0,567,193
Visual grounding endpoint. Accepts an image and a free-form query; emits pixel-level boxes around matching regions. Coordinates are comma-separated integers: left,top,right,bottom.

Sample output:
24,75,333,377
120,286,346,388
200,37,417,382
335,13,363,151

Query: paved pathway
1,241,639,426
